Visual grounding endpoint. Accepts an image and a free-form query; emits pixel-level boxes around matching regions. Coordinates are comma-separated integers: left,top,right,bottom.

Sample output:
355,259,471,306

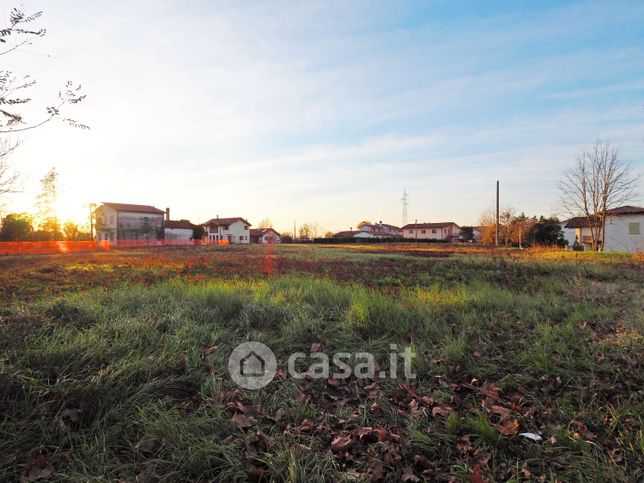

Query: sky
2,0,644,234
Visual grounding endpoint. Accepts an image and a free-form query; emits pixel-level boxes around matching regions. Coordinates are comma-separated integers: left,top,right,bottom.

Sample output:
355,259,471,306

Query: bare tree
1,8,87,134
560,141,638,251
478,209,497,245
258,218,272,228
298,223,313,240
0,138,19,197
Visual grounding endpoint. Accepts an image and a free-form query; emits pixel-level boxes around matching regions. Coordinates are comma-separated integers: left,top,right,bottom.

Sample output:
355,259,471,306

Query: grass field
1,244,642,481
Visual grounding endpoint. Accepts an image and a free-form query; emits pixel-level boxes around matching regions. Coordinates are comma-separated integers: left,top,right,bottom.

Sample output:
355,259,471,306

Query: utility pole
415,219,418,242
293,220,296,239
89,203,96,240
495,180,500,246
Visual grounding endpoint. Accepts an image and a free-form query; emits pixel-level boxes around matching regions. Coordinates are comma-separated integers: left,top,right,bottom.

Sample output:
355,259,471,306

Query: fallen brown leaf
432,405,455,417
232,413,256,429
497,419,520,436
331,435,354,452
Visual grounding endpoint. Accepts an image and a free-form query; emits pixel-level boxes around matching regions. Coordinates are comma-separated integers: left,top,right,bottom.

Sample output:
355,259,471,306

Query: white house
563,206,644,252
333,230,377,239
401,222,460,242
202,217,251,244
95,202,165,241
250,228,281,244
559,221,578,247
358,222,401,238
165,220,194,240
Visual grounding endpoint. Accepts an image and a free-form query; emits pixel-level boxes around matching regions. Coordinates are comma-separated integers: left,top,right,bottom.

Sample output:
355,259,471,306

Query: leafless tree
560,141,638,251
258,218,272,228
0,8,87,134
0,138,19,198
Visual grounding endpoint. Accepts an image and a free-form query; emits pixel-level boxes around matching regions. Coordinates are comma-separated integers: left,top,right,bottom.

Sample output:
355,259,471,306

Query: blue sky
3,0,644,233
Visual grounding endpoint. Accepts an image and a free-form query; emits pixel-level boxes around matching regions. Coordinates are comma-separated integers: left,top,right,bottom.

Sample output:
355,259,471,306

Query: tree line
472,214,566,247
0,167,91,241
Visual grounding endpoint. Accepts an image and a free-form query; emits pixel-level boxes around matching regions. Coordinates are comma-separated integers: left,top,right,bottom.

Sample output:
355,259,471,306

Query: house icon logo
228,341,277,389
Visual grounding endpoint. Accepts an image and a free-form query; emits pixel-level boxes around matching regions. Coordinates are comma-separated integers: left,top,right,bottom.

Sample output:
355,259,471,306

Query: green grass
0,245,642,481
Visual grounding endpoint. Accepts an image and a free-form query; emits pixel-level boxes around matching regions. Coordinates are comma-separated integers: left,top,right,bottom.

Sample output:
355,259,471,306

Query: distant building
563,205,643,252
358,222,401,238
202,217,251,244
472,226,482,242
333,230,376,239
165,219,195,240
401,222,460,242
95,202,165,241
559,221,577,247
250,228,281,244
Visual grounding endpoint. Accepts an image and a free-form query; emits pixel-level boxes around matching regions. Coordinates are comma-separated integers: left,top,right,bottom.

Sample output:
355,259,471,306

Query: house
165,219,195,240
358,222,401,238
95,202,165,241
559,220,577,247
250,228,281,244
333,230,377,239
472,226,482,242
563,206,643,252
401,222,460,242
202,216,251,244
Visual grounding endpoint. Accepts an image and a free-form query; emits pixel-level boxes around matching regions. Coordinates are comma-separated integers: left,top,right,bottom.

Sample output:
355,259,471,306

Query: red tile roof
401,222,459,230
101,202,165,214
333,230,360,238
165,220,194,229
202,217,251,227
564,206,644,228
564,216,593,229
250,228,280,237
606,205,644,215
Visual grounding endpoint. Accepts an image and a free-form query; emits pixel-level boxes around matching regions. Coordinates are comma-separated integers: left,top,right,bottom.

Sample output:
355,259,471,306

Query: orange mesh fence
0,239,219,255
0,240,111,255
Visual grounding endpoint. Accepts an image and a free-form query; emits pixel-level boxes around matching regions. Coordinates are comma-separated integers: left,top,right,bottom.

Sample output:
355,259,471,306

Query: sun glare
57,195,91,227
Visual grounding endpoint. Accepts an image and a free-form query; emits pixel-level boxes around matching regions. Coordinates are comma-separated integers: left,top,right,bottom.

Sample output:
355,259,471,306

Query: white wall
560,222,577,246
603,214,643,252
95,206,117,240
402,225,456,240
259,232,281,243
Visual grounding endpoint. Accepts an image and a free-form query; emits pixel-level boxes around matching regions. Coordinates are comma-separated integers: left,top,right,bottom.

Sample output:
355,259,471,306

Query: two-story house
94,202,165,241
202,217,251,244
358,222,401,238
563,205,643,252
401,222,460,242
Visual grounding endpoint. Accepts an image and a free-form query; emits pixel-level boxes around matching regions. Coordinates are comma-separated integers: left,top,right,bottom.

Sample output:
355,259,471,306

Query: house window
629,222,640,235
421,229,426,234
408,229,413,234
432,229,436,234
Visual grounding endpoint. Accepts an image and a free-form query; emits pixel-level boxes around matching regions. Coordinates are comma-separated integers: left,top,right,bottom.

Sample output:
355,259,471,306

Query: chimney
165,207,170,221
